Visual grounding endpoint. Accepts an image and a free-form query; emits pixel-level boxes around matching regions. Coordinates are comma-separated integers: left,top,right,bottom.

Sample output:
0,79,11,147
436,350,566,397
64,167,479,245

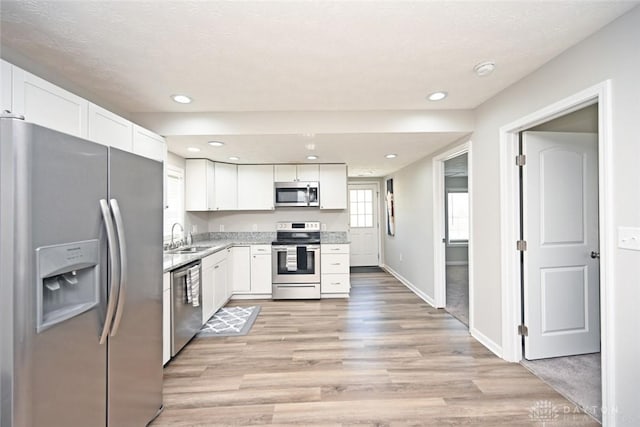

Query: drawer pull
331,262,341,266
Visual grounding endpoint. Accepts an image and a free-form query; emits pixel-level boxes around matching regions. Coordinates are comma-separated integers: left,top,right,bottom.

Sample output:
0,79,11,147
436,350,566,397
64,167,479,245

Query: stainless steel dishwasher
170,260,202,356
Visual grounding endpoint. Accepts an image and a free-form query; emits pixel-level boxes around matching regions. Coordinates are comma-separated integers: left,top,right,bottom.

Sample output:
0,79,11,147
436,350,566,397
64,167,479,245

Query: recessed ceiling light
171,94,192,104
228,156,239,161
306,155,319,160
187,147,200,152
385,154,397,159
208,141,225,147
427,91,447,101
473,61,496,77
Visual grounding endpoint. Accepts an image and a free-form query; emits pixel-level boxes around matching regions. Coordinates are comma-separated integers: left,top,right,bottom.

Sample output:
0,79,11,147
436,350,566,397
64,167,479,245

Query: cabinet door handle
331,262,341,266
214,265,219,269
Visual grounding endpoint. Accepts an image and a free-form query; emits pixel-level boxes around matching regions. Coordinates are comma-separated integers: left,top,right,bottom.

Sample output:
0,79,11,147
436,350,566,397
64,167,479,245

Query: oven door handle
272,245,320,251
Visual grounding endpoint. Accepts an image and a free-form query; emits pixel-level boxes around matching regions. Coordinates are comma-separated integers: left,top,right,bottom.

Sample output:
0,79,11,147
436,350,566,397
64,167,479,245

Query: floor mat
350,266,384,273
198,306,261,337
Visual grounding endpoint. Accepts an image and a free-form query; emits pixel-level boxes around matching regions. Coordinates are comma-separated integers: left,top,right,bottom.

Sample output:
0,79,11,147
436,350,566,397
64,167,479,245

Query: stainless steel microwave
274,181,319,207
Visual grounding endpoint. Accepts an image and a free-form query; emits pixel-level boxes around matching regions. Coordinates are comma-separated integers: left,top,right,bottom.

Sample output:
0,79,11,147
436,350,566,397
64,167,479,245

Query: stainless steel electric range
271,222,321,299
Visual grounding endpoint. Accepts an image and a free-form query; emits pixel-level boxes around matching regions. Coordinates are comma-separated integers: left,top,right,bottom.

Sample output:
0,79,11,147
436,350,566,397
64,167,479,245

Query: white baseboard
445,261,469,266
382,264,437,308
320,293,350,299
470,326,503,358
230,293,272,300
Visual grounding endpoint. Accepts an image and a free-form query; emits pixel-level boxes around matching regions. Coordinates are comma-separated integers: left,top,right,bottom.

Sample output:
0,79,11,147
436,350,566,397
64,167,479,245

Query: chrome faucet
170,222,184,249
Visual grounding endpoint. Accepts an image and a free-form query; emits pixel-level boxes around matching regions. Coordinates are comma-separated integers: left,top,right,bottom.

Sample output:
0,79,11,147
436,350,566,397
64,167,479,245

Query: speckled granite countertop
163,231,350,273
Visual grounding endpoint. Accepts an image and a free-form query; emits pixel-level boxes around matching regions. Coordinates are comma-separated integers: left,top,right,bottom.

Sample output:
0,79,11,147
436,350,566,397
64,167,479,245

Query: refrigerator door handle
99,199,119,345
109,198,127,337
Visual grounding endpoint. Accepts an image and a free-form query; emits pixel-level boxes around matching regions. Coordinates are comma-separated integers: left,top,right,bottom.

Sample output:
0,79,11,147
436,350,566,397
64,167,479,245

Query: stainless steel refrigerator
0,117,163,427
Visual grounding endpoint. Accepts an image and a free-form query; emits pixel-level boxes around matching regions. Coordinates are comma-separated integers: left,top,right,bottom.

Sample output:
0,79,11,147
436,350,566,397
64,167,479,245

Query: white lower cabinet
321,244,351,295
229,246,251,293
250,245,272,295
213,257,228,313
201,254,216,324
162,272,170,365
201,249,230,324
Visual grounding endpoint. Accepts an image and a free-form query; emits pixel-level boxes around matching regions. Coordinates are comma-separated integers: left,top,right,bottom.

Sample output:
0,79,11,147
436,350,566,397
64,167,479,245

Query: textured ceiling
0,1,636,176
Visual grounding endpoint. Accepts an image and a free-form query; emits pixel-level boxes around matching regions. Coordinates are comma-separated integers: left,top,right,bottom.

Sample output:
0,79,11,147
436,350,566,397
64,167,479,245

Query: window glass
164,166,185,240
349,189,374,228
447,192,469,242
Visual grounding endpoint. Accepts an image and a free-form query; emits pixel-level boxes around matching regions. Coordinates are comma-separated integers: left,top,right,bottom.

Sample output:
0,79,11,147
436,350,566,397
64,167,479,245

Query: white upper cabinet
237,164,274,210
132,124,165,162
274,164,319,182
87,103,133,151
319,164,347,209
12,68,88,138
5,61,165,161
185,159,215,211
1,59,12,113
213,162,237,210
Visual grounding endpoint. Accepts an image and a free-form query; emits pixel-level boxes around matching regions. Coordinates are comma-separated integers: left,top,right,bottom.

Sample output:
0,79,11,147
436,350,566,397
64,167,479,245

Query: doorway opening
518,104,602,422
432,141,473,330
499,81,613,425
348,182,381,270
443,153,469,327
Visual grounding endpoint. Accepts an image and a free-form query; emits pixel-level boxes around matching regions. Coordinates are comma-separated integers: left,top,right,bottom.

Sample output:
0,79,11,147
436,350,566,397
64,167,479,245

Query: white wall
382,7,640,425
471,8,639,426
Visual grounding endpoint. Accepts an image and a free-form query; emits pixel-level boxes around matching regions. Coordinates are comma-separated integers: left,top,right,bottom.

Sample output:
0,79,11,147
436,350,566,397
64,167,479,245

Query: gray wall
472,8,639,425
382,138,469,300
382,8,640,425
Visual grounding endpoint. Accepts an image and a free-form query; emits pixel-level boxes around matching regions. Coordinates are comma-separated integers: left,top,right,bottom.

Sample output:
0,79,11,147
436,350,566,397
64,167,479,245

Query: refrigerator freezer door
8,120,109,427
107,148,163,426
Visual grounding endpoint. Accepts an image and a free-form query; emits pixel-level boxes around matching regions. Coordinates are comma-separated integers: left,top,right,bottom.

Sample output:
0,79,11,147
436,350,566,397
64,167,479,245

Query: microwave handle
306,184,310,206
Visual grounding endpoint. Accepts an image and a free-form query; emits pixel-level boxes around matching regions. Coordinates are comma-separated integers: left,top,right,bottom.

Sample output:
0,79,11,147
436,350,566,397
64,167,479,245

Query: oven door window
275,247,316,275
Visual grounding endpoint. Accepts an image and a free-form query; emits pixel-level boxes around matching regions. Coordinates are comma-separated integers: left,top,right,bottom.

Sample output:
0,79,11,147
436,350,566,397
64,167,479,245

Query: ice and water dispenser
36,240,100,333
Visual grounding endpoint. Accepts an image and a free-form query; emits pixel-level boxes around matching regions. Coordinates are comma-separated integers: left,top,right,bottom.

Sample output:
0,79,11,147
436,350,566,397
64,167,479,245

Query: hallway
153,271,597,426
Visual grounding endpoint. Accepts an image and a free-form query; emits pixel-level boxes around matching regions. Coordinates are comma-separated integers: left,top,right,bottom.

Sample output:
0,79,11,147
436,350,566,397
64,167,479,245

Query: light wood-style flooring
151,271,598,426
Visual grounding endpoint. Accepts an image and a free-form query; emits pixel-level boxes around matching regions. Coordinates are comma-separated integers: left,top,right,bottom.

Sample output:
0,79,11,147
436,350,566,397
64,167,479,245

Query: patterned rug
198,306,261,337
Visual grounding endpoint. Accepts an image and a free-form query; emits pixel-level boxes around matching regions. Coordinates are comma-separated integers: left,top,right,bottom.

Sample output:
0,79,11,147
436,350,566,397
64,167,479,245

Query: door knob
590,251,600,259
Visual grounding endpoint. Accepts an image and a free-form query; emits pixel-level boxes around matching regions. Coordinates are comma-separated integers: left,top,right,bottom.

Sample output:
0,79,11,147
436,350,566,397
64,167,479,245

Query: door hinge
517,240,527,251
516,154,526,166
518,324,529,336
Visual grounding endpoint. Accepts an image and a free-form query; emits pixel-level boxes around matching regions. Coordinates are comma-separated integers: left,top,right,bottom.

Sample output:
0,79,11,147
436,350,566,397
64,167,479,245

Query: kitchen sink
165,246,211,255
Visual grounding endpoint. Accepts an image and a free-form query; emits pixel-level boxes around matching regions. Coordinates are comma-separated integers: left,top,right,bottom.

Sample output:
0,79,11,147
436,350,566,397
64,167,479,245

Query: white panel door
523,131,600,360
348,184,379,266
